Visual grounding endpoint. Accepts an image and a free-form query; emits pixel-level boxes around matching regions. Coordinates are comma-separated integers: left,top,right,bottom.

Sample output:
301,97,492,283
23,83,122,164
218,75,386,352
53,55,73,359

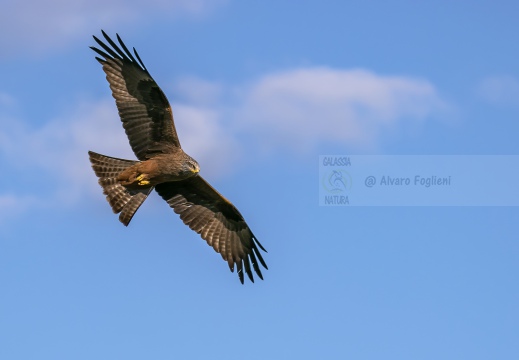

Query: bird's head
182,155,200,176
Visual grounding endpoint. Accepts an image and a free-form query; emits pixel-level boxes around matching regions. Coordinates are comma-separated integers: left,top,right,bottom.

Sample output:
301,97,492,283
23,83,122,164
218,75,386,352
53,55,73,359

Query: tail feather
89,151,138,178
119,191,150,225
88,151,153,226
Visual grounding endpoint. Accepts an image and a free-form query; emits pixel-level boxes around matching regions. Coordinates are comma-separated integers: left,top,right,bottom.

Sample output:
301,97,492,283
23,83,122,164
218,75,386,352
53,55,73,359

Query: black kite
88,31,267,283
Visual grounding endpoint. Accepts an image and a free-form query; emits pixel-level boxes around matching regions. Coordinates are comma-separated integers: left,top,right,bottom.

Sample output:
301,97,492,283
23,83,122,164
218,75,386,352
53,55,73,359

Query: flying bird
88,31,267,283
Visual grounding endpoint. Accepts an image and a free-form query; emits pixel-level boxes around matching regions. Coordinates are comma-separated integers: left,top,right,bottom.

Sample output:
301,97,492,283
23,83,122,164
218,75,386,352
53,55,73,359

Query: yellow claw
136,174,150,186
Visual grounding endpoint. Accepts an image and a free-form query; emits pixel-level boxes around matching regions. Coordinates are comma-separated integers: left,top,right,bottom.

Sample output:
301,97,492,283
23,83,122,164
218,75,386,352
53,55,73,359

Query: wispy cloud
173,104,240,176
0,92,16,107
476,75,519,106
237,67,447,151
0,100,130,203
0,0,228,57
0,194,39,225
0,66,447,216
0,96,236,207
171,77,224,106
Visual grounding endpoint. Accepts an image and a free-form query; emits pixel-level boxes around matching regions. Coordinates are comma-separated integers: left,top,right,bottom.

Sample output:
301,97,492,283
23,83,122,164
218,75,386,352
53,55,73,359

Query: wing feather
155,176,267,284
91,31,181,160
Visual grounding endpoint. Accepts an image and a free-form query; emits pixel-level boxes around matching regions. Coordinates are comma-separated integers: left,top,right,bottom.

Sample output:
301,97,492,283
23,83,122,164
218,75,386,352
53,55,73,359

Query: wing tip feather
91,30,147,72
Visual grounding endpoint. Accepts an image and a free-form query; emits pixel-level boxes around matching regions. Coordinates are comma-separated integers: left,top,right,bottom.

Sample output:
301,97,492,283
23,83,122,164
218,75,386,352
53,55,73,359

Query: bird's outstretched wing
155,176,268,284
91,31,180,160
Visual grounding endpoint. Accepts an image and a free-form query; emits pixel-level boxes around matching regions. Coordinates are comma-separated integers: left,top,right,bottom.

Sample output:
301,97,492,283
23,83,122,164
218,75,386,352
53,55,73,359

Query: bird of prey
88,31,267,283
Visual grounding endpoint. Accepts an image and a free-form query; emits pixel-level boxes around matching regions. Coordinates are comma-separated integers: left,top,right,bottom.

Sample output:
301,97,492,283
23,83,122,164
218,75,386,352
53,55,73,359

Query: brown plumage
88,31,267,283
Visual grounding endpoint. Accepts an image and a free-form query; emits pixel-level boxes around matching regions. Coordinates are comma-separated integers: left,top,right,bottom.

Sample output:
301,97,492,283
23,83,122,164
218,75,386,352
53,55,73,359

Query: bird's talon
136,174,150,186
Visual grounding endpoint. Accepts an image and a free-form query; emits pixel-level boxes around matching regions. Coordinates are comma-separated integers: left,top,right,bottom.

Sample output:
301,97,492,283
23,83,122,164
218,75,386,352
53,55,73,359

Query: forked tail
88,151,153,226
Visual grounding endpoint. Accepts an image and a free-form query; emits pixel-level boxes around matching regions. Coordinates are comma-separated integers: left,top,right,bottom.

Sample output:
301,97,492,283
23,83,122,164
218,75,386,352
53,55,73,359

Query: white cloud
0,100,131,203
171,77,224,106
0,0,228,57
0,194,39,224
173,104,240,177
238,67,446,151
476,75,519,106
0,92,16,107
0,95,237,207
0,67,447,217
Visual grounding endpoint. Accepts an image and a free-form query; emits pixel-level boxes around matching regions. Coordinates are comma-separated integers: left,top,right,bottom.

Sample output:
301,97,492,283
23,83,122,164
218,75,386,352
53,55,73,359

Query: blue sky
1,1,518,359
